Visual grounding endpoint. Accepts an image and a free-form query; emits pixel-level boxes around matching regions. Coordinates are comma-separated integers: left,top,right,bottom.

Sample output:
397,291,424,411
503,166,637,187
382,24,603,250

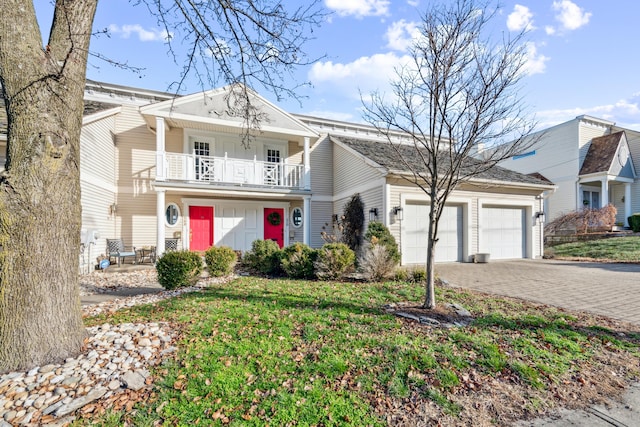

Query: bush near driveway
204,246,237,277
314,242,355,280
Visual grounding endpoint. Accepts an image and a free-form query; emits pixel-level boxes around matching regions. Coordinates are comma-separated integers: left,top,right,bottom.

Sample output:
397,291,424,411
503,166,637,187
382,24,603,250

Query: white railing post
303,137,311,190
155,117,166,181
156,189,166,258
303,195,311,245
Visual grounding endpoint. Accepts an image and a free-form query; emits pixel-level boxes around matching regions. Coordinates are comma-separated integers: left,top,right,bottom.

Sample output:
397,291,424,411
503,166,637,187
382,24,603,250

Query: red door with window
190,206,214,251
264,208,284,248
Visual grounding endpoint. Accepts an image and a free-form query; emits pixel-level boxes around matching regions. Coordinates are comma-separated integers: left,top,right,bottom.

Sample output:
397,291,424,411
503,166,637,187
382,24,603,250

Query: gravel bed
0,270,234,425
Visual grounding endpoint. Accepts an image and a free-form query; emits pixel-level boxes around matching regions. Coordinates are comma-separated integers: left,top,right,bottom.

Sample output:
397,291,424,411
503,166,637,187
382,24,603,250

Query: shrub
393,265,426,283
365,221,400,263
628,213,640,232
545,204,617,235
342,194,365,255
204,246,237,277
156,250,203,290
359,244,397,282
242,239,282,275
314,243,356,280
281,243,317,279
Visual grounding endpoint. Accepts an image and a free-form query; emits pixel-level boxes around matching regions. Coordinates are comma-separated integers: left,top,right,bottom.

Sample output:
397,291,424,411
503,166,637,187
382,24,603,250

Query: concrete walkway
436,259,640,325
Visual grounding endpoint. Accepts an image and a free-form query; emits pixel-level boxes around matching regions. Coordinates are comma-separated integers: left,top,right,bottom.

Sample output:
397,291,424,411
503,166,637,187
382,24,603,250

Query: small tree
341,194,365,255
362,0,537,308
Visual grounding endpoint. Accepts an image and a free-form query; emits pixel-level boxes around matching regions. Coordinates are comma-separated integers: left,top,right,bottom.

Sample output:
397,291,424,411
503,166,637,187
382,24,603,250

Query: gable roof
579,131,636,178
0,97,119,141
140,84,318,142
334,136,553,188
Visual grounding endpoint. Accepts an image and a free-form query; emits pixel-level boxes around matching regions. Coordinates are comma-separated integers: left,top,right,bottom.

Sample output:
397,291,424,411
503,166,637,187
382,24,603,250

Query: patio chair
106,238,137,266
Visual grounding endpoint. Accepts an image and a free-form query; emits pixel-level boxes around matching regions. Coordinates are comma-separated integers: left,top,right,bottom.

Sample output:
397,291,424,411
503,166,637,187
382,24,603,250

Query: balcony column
625,183,632,226
601,177,609,207
156,190,166,257
303,137,311,190
156,117,166,181
303,195,311,246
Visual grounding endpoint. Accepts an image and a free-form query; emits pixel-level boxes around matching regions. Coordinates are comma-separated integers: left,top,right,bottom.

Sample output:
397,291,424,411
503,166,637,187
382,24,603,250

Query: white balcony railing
162,153,305,189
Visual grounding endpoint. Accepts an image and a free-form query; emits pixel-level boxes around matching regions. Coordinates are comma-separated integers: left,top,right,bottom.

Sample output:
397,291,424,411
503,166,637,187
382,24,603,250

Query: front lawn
79,277,640,426
548,235,640,262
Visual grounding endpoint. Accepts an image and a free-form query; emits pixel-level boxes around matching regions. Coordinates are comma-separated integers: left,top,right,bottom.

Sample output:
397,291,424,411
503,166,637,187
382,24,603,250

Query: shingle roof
579,131,624,175
335,135,551,187
0,97,119,139
527,172,553,184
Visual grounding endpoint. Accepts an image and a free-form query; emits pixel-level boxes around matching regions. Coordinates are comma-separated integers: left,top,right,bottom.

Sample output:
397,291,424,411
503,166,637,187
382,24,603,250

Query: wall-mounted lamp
110,203,118,215
332,214,339,223
369,208,378,222
535,211,545,223
622,196,626,203
393,206,404,221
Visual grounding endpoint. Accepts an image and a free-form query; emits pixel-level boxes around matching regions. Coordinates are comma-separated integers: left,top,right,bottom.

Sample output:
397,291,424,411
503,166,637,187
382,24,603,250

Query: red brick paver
435,259,640,325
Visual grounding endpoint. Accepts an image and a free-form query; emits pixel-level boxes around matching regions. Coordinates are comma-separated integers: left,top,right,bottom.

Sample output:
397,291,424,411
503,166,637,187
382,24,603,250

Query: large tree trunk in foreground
0,0,97,373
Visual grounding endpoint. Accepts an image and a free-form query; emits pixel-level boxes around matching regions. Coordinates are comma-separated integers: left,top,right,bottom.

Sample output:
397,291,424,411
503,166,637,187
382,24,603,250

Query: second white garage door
481,206,525,259
404,202,462,264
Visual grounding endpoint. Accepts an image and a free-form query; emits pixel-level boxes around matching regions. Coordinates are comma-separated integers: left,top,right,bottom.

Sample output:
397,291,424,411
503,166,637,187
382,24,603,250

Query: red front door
190,206,214,251
264,208,284,248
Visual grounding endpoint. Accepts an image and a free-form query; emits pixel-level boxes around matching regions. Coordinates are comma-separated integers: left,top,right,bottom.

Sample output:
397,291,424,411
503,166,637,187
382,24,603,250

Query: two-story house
1,80,554,270
500,115,639,226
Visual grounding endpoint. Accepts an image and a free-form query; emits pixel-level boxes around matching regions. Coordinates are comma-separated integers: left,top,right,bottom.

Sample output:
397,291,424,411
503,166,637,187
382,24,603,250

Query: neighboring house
1,80,554,270
499,115,639,226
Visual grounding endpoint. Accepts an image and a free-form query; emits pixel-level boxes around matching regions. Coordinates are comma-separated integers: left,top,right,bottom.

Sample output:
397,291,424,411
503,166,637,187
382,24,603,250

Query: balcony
159,153,306,189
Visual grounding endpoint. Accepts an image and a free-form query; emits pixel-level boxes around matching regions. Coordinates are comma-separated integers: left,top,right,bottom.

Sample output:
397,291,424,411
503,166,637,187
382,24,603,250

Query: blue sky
35,0,640,130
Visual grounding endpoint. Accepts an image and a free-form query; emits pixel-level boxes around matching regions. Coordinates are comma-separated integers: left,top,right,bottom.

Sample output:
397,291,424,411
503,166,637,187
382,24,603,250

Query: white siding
333,143,383,197
310,201,333,248
80,115,118,272
114,105,158,247
310,135,333,196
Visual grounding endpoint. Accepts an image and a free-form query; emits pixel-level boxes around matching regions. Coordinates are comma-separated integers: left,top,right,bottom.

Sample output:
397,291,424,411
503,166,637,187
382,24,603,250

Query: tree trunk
423,205,438,309
0,0,98,373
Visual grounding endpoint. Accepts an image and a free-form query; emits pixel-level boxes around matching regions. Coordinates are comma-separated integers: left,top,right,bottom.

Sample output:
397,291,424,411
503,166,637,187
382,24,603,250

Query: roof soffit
140,85,318,139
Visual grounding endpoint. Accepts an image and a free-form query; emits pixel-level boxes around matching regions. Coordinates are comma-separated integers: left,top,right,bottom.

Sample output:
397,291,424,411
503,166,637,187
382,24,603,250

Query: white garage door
481,206,525,259
215,205,260,252
404,202,462,264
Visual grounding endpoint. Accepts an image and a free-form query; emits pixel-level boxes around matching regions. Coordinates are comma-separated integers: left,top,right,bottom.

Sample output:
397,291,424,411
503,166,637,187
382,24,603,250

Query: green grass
78,277,640,426
550,236,640,261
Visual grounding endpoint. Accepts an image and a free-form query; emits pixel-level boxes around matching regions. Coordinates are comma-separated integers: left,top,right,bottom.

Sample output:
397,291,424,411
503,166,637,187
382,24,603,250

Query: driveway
435,259,640,326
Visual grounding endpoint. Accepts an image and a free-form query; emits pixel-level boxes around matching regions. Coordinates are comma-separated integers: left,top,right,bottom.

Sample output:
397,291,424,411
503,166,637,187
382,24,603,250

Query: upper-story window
193,139,213,180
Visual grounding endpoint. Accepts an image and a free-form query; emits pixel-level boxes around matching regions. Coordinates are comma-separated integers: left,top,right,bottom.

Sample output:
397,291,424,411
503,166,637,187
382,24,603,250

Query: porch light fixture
369,208,378,222
535,211,545,223
393,206,404,221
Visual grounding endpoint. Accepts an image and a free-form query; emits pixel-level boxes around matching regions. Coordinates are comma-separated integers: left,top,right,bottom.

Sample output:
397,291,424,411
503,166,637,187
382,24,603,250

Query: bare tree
362,0,537,309
0,0,323,373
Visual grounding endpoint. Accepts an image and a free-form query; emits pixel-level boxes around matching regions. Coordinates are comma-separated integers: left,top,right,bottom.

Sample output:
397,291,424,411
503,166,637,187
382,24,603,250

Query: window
291,207,303,228
582,190,600,209
165,203,181,227
193,140,212,180
264,146,282,185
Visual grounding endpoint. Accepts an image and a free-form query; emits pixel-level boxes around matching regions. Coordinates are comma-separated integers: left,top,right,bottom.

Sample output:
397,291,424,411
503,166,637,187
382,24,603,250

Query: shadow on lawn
195,284,386,317
475,311,640,348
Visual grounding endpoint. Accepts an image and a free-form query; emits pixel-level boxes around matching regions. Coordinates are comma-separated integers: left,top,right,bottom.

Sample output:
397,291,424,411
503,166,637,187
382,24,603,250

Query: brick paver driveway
435,259,640,325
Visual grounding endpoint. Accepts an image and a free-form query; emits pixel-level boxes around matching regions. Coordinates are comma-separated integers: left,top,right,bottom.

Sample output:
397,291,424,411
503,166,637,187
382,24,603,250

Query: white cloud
407,0,419,6
544,25,556,35
324,0,390,18
507,5,535,32
523,42,549,75
385,20,420,52
108,24,170,42
535,96,640,130
552,0,591,31
309,52,411,99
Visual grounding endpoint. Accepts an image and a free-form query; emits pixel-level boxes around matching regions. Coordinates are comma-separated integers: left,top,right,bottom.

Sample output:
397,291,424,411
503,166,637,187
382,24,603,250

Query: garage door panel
215,205,261,252
482,206,525,259
404,202,462,264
